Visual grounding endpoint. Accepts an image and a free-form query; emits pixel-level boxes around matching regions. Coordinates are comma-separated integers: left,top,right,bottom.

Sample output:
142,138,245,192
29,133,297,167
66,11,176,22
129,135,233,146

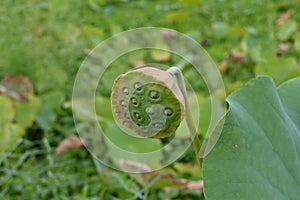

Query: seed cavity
134,82,143,91
153,122,164,129
122,87,129,95
134,112,142,120
164,108,173,116
139,125,145,129
149,90,159,99
120,100,126,107
130,97,138,105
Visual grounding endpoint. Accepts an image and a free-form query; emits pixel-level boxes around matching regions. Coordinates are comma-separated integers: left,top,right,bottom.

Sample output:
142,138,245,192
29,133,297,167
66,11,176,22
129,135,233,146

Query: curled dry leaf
0,74,33,102
55,135,85,155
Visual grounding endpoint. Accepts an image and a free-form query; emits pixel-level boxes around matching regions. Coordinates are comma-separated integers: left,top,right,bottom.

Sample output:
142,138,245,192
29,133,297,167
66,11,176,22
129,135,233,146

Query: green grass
0,138,101,199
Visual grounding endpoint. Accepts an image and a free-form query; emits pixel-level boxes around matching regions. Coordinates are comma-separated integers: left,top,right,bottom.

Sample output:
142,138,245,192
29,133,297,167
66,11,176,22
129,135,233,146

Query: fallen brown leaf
276,43,291,57
164,179,203,194
279,43,290,51
160,29,178,39
118,159,203,194
228,51,245,63
218,60,228,73
118,159,152,173
55,135,85,155
181,180,204,192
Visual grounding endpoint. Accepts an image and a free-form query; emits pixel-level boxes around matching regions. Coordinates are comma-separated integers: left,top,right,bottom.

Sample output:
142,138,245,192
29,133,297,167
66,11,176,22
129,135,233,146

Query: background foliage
0,0,299,199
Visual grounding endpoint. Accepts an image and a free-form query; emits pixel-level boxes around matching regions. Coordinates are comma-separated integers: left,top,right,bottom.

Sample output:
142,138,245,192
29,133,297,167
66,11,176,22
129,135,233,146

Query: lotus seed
153,122,164,129
130,97,138,105
149,90,159,99
134,82,142,91
164,108,173,116
146,108,154,115
122,87,129,95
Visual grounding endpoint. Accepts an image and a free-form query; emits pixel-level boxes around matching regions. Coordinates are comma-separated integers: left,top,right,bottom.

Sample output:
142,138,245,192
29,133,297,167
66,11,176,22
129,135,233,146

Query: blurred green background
0,0,300,199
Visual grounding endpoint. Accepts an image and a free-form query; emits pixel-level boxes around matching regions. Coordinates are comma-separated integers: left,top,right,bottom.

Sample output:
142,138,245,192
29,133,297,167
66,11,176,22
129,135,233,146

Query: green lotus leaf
203,76,300,200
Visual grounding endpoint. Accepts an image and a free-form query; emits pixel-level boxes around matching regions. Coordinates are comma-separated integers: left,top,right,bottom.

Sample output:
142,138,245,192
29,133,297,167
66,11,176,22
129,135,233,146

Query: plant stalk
167,67,202,168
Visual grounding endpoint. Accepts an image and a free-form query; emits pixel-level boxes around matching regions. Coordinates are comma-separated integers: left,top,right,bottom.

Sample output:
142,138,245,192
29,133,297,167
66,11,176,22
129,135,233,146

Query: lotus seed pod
111,67,185,138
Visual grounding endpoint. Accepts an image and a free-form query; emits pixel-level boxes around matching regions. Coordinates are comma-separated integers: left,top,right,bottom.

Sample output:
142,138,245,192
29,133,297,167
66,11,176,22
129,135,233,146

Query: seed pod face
111,67,185,138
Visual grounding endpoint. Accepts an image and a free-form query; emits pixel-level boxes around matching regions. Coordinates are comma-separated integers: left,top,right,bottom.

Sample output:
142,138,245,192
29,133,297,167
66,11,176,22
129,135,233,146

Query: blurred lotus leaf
0,75,40,155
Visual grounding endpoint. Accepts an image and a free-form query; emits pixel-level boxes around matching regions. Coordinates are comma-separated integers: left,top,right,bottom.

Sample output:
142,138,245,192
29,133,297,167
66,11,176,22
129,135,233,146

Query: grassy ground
0,0,299,199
